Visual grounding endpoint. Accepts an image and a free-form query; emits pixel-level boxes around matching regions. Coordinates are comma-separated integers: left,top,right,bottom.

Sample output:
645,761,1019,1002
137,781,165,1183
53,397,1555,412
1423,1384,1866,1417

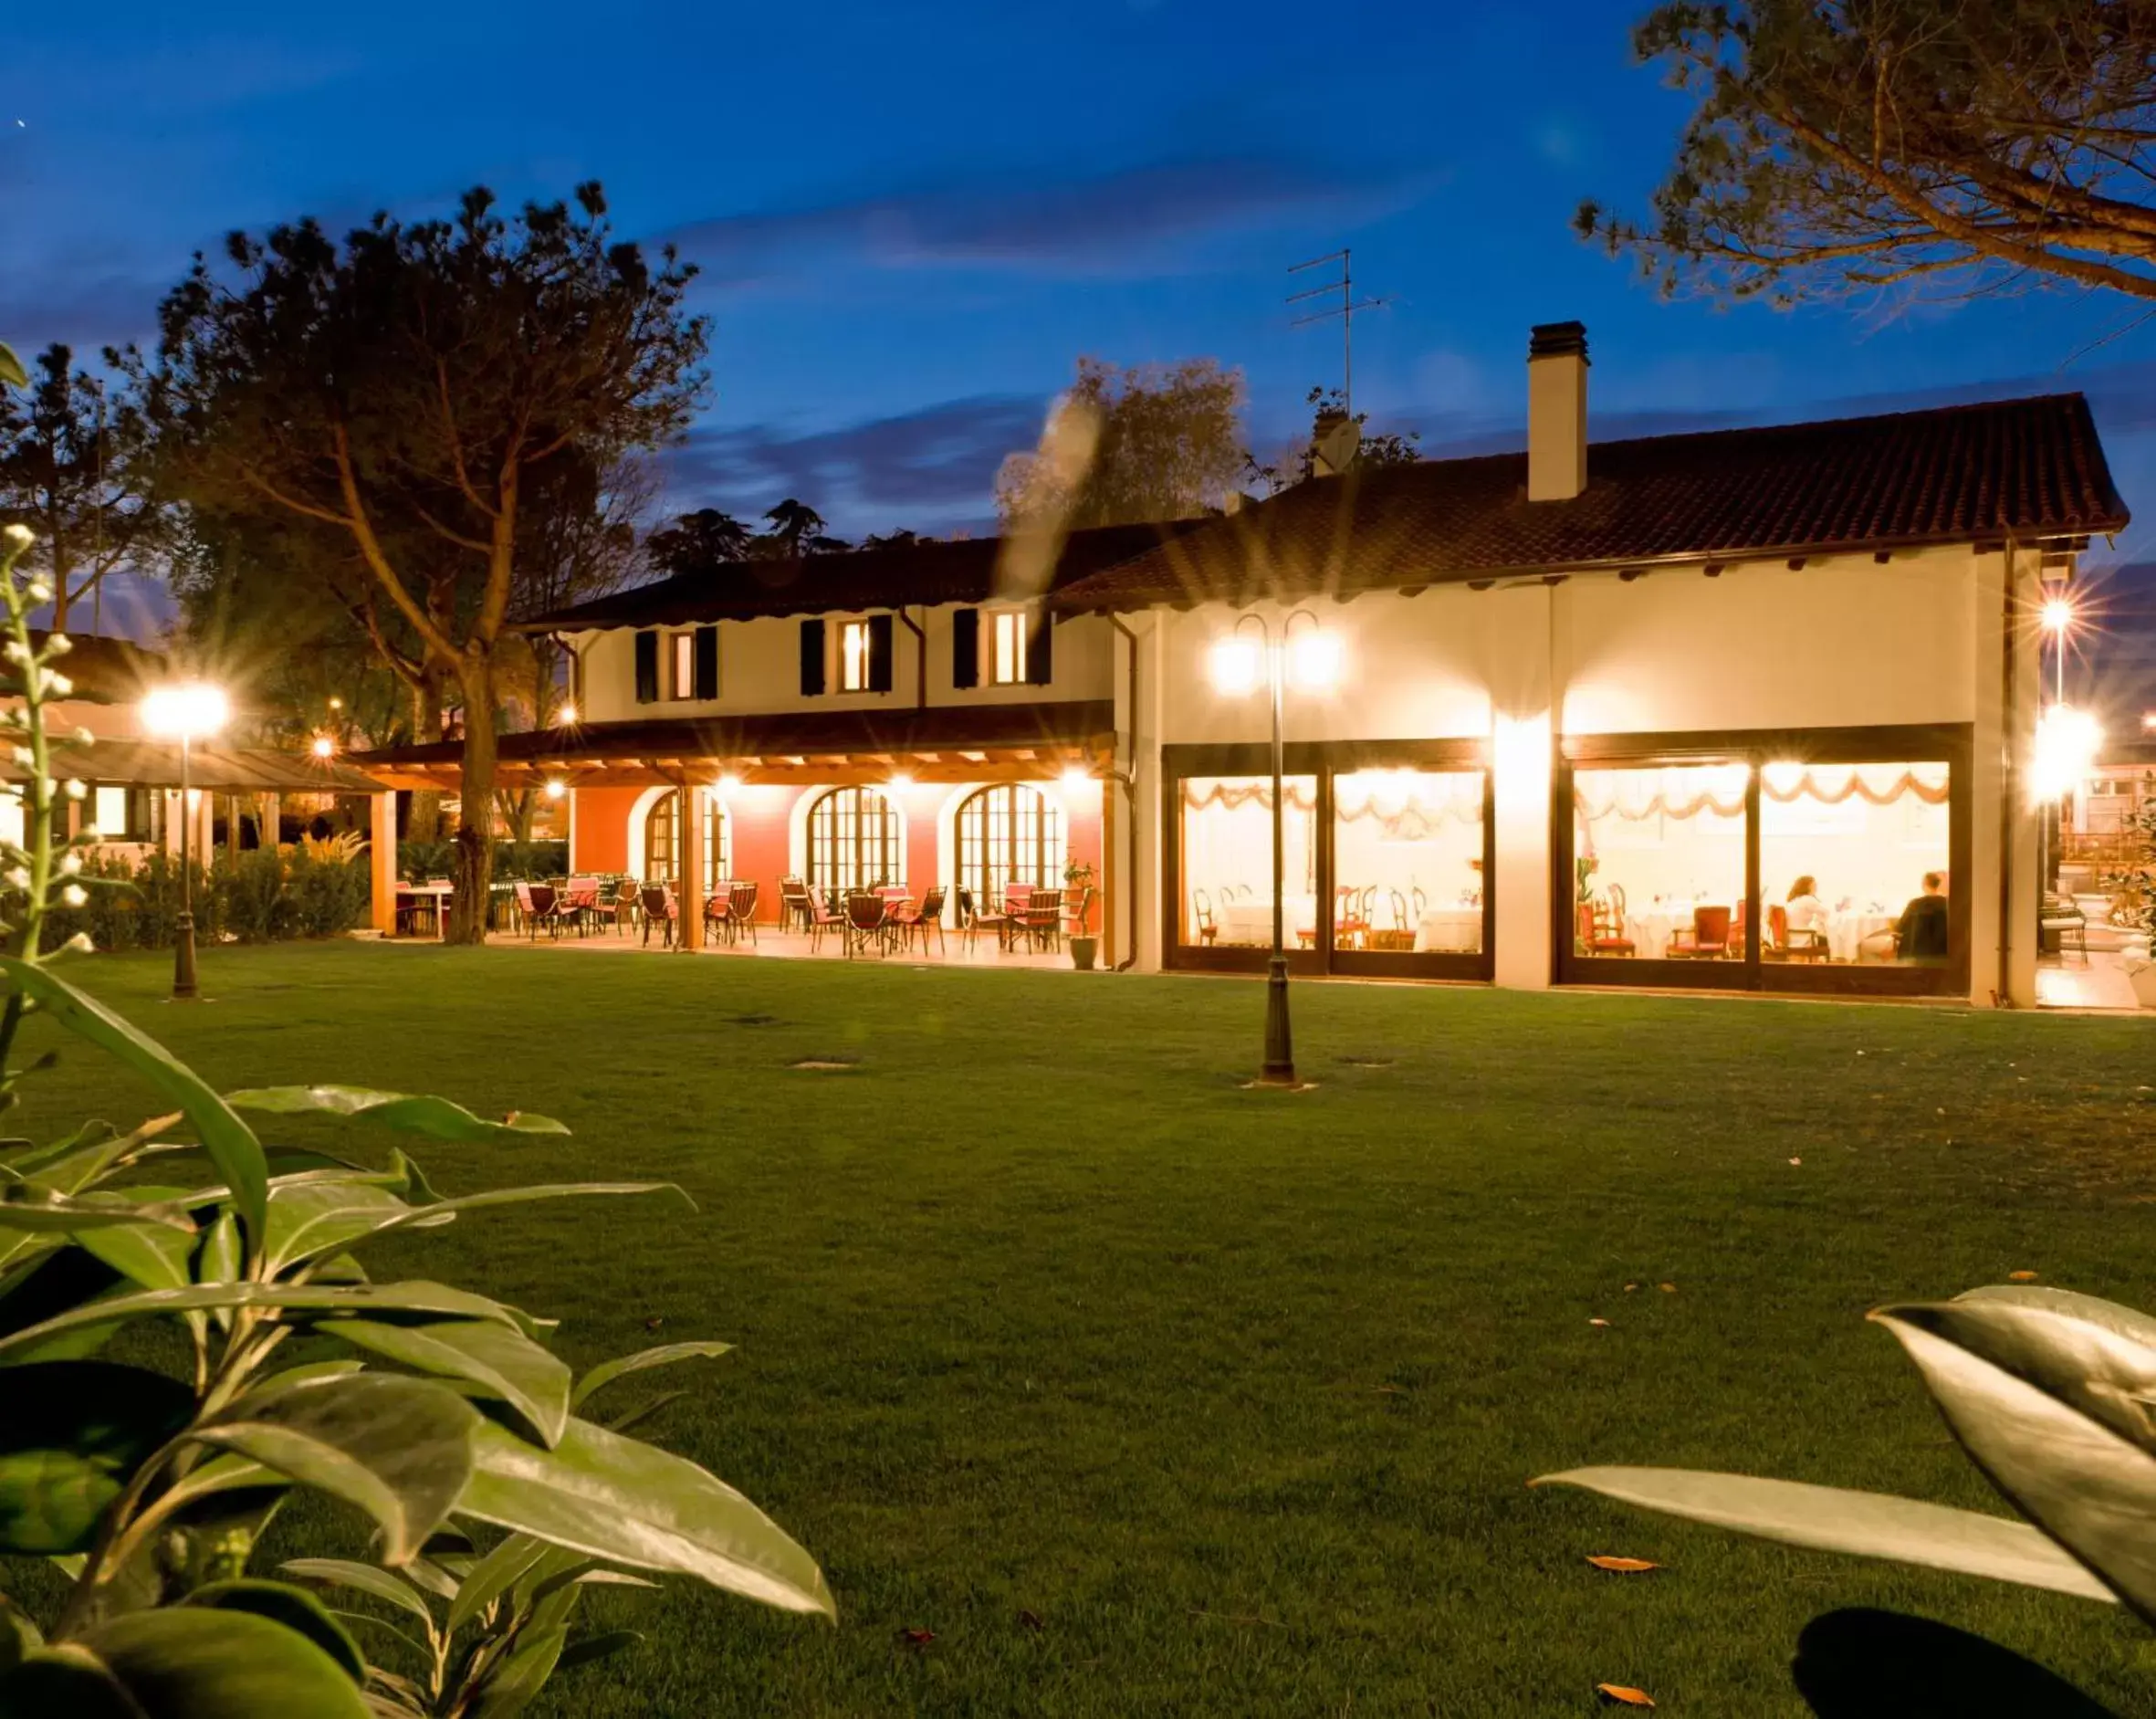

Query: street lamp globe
2041,596,2074,634
141,683,229,741
310,735,335,760
1209,635,1262,697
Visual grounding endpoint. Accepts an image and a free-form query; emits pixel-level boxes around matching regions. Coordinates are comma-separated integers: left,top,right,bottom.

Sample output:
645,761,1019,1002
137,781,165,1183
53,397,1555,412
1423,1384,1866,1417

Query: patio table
396,882,453,940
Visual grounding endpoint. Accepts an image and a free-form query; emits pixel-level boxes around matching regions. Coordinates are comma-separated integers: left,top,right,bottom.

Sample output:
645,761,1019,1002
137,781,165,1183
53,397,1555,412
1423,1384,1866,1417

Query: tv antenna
1287,248,1383,421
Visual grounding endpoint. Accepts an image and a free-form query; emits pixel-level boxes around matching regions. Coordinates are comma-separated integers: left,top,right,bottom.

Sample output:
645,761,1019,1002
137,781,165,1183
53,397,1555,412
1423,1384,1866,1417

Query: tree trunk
446,655,496,945
406,674,444,845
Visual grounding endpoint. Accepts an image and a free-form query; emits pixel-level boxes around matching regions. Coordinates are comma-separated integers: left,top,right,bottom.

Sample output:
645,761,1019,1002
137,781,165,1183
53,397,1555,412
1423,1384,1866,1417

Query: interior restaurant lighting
140,682,229,1001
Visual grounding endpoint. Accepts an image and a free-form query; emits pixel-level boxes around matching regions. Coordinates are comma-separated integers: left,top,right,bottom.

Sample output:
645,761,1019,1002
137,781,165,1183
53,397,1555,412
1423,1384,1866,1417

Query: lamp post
141,683,229,1001
1209,610,1341,1087
2038,592,2075,892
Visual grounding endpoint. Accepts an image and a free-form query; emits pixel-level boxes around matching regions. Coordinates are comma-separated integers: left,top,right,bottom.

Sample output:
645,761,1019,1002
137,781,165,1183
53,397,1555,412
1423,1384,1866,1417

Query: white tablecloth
1217,894,1317,946
1414,907,1481,953
1621,903,1895,960
1824,909,1895,962
1624,904,1720,959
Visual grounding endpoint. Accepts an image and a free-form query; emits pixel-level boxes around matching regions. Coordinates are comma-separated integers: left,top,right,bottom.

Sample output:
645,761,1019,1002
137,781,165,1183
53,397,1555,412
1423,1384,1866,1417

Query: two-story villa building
356,323,2130,1006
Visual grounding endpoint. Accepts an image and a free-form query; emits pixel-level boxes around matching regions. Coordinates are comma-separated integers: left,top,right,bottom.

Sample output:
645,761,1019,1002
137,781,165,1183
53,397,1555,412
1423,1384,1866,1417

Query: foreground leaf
0,1606,371,1716
181,1578,366,1682
571,1340,732,1409
467,1622,567,1718
0,958,268,1242
458,1417,834,1618
0,1185,194,1235
279,1558,439,1630
446,1533,553,1634
0,1362,194,1552
227,1085,570,1140
0,1279,525,1360
1875,1305,2156,1619
1534,1467,2113,1602
331,1319,573,1447
197,1375,480,1566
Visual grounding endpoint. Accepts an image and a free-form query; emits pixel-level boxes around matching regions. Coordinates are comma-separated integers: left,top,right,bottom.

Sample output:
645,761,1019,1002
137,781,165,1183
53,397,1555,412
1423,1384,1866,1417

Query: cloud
665,155,1426,284
662,394,1048,536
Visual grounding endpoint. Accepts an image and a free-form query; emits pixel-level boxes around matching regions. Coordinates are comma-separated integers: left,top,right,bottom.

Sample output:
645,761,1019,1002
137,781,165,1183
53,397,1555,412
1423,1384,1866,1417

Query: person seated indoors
1891,871,1951,961
1784,875,1828,937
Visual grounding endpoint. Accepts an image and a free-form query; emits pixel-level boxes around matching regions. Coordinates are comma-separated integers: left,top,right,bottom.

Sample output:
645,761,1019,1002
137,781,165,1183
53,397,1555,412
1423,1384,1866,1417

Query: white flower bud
3,524,32,549
9,748,27,768
25,582,52,606
64,932,91,954
59,853,81,875
43,634,68,656
3,643,28,666
5,868,27,890
64,779,85,801
45,673,71,697
60,884,86,907
72,728,93,746
78,825,100,843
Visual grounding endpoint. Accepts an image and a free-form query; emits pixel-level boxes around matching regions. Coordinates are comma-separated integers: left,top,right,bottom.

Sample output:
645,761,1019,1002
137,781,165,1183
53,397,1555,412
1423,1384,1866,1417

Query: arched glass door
805,786,901,894
955,784,1063,911
644,791,729,891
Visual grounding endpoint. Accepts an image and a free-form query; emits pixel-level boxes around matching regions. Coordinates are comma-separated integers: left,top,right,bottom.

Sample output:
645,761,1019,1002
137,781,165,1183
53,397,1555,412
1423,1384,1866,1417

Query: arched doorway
643,790,729,891
805,786,901,894
955,783,1063,909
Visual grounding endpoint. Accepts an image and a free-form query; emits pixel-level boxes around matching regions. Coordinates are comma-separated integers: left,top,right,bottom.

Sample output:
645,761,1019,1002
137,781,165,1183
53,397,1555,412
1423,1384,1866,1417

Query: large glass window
838,622,873,692
1334,769,1484,953
1761,760,1950,963
1574,763,1752,960
1179,774,1317,949
807,786,901,894
956,784,1062,909
644,791,729,891
988,612,1029,685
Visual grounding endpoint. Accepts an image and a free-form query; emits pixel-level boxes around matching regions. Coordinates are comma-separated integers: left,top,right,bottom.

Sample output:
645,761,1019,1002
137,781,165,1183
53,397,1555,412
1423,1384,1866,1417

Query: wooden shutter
799,618,826,697
867,613,895,693
1024,610,1054,686
951,608,980,689
693,625,719,700
633,630,659,704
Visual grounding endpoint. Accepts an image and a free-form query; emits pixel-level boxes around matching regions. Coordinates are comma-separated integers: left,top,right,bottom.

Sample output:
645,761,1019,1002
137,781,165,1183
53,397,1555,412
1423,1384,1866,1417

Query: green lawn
8,943,2156,1715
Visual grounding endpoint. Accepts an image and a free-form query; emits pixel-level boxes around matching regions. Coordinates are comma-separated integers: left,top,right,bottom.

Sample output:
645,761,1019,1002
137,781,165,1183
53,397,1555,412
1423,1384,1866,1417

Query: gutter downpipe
1998,538,2017,1008
1110,612,1142,971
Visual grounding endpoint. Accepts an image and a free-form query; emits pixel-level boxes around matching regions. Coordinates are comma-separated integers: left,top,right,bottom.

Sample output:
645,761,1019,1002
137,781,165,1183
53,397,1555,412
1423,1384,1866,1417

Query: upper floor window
839,620,874,692
989,611,1029,685
670,632,695,699
635,625,718,704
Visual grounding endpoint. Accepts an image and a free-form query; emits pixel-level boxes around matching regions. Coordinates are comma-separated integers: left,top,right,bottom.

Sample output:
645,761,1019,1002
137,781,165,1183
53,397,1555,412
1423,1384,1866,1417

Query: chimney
1526,321,1588,502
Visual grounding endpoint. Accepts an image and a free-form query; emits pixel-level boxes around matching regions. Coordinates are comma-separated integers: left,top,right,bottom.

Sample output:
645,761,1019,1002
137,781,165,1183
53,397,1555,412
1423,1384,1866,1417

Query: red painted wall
570,787,641,875
722,785,797,922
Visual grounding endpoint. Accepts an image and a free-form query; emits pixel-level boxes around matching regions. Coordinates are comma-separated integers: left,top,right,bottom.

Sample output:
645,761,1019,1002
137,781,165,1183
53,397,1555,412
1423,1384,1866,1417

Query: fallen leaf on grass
1788,1157,1802,1166
1657,1283,1676,1294
2009,1270,2040,1282
644,1315,665,1331
1622,1283,1638,1293
1596,1685,1656,1708
1019,1609,1044,1632
899,1628,937,1648
1586,1556,1660,1573
1589,1317,1612,1327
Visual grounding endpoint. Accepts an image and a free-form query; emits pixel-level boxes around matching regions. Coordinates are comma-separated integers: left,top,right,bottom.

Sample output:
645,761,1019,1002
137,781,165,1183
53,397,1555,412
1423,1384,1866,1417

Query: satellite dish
1314,418,1361,477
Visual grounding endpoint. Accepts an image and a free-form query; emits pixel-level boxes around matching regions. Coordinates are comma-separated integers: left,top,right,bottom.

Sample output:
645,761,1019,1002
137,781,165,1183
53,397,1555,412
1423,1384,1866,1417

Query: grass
7,941,2156,1715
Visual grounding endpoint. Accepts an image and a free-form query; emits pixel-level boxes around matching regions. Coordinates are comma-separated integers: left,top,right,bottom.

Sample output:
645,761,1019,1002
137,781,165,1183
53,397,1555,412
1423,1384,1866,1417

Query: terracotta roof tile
1052,393,2129,613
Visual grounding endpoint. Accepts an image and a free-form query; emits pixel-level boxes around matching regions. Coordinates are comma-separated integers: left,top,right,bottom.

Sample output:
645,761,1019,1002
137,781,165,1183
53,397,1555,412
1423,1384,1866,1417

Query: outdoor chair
958,886,1010,953
1020,887,1064,953
515,881,565,941
727,880,760,948
703,885,735,947
1668,904,1732,959
804,886,847,952
2041,892,2089,965
844,890,893,959
638,885,677,949
595,878,637,937
894,884,947,955
779,875,811,934
394,887,438,938
562,875,604,937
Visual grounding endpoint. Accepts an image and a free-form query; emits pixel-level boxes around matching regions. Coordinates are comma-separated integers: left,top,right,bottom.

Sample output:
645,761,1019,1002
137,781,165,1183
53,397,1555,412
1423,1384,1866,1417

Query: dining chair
779,874,811,935
959,886,1007,953
804,885,847,953
727,880,760,949
893,884,947,956
703,886,735,947
1333,885,1368,950
1578,896,1636,957
638,885,676,949
1668,904,1732,959
844,890,892,959
1192,887,1218,946
1021,887,1064,953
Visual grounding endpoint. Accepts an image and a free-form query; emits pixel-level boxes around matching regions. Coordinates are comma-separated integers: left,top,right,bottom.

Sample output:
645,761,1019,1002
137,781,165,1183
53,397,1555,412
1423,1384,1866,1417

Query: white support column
1487,583,1556,990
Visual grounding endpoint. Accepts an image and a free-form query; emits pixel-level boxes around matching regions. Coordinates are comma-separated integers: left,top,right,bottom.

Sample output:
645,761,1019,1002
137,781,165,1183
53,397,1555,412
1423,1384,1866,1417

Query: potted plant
1064,858,1099,970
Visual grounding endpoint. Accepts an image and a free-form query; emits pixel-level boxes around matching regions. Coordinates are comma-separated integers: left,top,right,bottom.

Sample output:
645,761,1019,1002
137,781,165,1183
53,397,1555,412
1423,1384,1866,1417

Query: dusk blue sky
8,0,2156,643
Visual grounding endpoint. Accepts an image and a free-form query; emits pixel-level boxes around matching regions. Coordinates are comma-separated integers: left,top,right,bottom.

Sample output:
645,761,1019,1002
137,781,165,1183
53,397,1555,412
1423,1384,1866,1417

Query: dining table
1623,901,1727,959
395,881,454,940
1413,906,1482,953
1216,893,1318,947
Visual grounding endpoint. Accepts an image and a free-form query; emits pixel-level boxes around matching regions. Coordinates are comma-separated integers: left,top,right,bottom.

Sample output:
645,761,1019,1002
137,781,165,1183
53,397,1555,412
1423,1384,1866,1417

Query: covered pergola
355,702,1121,954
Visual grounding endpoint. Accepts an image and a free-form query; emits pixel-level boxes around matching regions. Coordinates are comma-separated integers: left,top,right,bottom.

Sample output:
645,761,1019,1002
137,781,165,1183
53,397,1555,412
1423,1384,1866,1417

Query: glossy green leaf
0,344,27,391
0,1361,194,1552
0,1278,524,1360
196,1374,479,1565
467,1623,567,1719
18,1116,171,1193
447,1533,552,1634
603,1389,687,1437
1943,1286,2156,1451
78,1215,197,1293
458,1417,834,1618
280,1558,439,1630
0,1606,372,1716
1534,1465,2114,1602
0,1598,40,1673
181,1578,366,1683
195,1210,240,1288
0,1184,194,1234
558,1628,641,1672
330,1318,571,1448
572,1340,732,1410
227,1085,570,1140
1875,1305,2156,1619
0,958,268,1242
262,1180,413,1274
